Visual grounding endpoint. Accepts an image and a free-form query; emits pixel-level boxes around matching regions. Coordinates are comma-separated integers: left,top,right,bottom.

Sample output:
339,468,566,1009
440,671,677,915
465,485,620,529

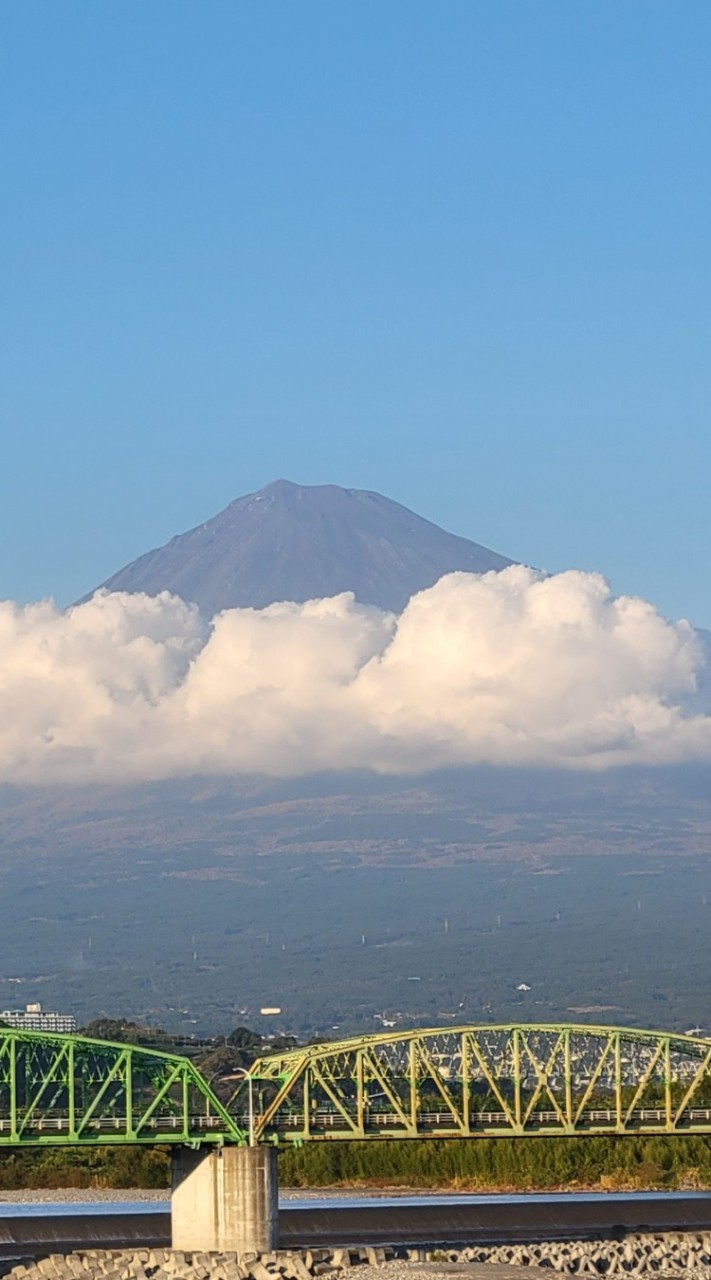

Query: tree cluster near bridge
3,1132,711,1193
279,1133,711,1191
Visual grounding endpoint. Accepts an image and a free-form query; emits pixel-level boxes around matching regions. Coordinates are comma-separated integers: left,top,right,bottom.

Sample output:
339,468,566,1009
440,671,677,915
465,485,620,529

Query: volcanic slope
88,479,515,615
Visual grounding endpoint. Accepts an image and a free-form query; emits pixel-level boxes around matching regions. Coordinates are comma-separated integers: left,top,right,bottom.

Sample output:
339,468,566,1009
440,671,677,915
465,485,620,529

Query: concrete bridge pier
172,1146,278,1254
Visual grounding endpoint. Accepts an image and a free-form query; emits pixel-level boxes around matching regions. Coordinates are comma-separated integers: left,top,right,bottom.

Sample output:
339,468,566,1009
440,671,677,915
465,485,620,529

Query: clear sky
2,1,709,625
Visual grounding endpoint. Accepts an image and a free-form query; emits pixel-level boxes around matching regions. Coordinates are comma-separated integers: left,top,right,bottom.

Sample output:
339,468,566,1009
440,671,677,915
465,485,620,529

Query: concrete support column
172,1145,278,1254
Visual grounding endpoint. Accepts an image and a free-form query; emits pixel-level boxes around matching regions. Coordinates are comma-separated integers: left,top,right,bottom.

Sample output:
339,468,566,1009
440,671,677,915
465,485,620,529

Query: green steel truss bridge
0,1030,245,1147
243,1024,711,1143
3,1024,711,1148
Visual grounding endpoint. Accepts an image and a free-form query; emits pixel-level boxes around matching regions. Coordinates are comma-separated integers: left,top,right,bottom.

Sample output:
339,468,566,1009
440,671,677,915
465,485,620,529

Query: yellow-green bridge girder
242,1023,711,1143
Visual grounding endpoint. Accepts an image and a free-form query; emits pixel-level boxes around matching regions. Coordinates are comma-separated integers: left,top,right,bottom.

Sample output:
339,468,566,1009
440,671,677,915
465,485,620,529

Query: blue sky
2,1,709,625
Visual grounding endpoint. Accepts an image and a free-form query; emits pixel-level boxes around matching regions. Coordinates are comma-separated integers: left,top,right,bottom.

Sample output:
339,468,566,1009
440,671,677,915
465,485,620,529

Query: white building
0,1003,77,1033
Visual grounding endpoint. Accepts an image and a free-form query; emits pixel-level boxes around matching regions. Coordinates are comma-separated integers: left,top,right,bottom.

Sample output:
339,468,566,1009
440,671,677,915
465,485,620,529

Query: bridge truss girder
0,1030,246,1146
239,1024,711,1143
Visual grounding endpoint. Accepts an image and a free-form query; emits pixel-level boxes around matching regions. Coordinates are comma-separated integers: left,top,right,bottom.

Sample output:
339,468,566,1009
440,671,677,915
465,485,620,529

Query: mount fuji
86,479,516,615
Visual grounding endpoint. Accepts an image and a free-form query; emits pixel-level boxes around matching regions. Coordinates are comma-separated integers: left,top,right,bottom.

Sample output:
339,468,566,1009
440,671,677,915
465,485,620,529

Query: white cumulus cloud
0,566,709,784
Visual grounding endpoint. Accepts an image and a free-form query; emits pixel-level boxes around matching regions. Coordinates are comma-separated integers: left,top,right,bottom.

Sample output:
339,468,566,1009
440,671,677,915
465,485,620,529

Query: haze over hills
87,479,516,615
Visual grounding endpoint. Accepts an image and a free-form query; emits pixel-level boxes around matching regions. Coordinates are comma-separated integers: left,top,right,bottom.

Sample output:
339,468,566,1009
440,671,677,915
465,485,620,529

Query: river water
0,1189,709,1216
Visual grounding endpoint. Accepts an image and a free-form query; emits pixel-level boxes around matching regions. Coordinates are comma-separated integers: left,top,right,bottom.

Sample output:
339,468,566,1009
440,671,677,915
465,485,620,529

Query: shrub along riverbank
0,1146,169,1190
278,1135,711,1191
2,1135,711,1191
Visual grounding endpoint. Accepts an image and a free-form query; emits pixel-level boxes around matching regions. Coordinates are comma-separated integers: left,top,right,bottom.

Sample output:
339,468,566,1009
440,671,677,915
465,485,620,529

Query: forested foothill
2,767,711,1040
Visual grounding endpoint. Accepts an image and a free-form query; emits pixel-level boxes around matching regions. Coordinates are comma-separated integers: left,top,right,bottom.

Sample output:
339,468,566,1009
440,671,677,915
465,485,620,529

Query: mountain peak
88,480,515,616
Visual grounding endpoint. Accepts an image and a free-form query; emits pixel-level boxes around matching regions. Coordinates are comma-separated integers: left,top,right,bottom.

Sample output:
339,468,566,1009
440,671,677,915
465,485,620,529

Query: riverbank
0,1191,168,1204
5,1179,699,1200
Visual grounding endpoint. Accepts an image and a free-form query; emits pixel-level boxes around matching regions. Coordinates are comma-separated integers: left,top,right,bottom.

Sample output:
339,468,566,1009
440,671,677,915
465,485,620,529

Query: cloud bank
1,566,710,784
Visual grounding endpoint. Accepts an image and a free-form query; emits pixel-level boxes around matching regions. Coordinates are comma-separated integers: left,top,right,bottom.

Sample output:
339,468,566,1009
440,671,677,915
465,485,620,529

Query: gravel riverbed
0,1191,168,1204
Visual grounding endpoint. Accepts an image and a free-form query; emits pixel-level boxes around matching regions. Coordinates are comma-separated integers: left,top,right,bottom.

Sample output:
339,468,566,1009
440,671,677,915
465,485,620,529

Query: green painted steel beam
0,1029,247,1148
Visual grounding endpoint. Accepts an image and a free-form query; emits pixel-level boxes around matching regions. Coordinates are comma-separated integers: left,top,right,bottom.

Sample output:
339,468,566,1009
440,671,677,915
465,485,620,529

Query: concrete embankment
278,1194,711,1247
3,1194,711,1256
0,1213,168,1258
